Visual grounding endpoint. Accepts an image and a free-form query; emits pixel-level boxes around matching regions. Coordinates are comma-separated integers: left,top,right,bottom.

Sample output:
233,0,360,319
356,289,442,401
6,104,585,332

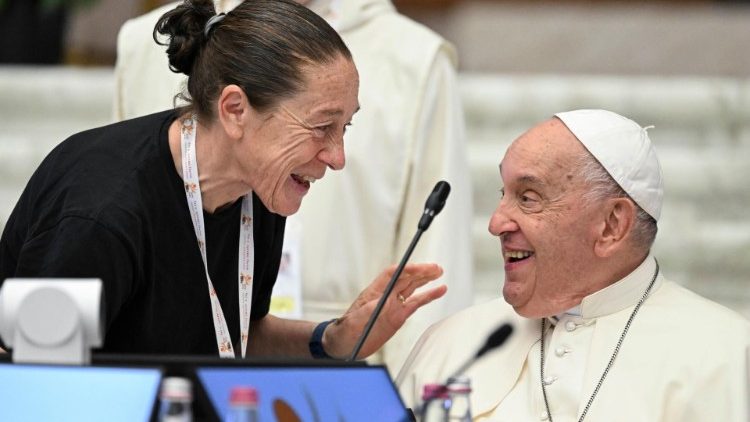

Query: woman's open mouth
291,174,316,189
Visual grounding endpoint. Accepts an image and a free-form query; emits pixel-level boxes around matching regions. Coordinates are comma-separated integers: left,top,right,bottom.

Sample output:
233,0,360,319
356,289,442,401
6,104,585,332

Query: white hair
577,150,658,250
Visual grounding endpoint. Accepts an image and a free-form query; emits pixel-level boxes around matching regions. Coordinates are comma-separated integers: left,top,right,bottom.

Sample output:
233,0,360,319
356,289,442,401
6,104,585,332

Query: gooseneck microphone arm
414,323,514,419
346,181,451,362
445,323,513,380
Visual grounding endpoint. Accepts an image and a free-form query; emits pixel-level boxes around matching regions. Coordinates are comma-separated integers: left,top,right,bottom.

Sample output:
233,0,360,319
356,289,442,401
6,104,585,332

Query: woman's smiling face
241,55,360,216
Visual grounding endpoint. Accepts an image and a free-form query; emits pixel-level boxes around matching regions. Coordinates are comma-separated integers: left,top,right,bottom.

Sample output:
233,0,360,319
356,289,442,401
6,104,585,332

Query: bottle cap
160,377,193,401
421,383,448,400
230,386,258,406
446,376,472,394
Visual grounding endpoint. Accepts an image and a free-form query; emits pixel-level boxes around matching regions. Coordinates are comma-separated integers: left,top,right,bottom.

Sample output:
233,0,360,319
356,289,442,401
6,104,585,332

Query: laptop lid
196,363,410,421
0,363,162,422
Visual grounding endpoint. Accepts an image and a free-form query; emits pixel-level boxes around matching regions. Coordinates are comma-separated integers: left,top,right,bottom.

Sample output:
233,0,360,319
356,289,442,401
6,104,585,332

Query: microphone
347,181,452,361
445,323,513,379
413,323,513,418
418,181,450,231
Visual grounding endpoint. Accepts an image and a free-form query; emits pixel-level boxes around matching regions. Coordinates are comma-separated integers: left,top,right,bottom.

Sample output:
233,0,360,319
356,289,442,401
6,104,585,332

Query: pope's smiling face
488,118,604,318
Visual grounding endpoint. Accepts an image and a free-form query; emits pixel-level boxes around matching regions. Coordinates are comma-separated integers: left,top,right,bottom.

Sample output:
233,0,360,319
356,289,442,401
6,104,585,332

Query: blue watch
309,318,337,359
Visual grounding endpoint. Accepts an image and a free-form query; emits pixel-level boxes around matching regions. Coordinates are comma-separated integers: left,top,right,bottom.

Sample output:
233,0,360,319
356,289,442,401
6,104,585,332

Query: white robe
396,257,750,421
113,0,474,371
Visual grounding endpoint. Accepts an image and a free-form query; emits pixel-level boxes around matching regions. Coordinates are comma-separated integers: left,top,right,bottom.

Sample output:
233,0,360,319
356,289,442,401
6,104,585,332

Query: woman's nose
318,138,345,170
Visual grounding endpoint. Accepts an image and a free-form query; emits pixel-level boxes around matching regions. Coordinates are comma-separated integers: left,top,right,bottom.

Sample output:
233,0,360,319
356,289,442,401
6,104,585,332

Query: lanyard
180,116,254,358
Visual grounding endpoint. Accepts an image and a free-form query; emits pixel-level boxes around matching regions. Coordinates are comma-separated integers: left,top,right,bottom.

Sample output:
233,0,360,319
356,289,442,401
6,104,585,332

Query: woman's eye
312,126,329,138
343,122,352,134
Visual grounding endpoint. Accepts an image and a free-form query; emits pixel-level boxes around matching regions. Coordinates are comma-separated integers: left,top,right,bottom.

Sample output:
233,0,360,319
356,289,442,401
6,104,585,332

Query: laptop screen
196,364,409,421
0,363,162,422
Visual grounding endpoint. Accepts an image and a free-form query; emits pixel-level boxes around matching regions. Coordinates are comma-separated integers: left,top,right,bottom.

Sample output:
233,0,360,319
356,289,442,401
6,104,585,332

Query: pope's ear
594,197,636,258
216,84,249,139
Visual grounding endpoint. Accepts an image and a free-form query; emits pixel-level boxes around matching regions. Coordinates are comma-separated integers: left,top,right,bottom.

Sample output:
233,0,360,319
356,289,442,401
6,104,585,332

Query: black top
0,111,285,355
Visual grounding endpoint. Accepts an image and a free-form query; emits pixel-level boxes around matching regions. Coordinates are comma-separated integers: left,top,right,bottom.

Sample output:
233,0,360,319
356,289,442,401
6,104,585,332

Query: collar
577,254,662,319
215,0,348,30
335,0,395,33
549,304,581,326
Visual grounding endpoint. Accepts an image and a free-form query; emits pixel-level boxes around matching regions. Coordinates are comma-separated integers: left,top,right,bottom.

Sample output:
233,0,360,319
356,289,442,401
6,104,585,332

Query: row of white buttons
541,319,594,420
545,326,573,391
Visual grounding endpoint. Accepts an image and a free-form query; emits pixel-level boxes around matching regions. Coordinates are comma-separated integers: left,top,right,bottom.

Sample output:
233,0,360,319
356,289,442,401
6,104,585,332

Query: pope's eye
518,190,543,212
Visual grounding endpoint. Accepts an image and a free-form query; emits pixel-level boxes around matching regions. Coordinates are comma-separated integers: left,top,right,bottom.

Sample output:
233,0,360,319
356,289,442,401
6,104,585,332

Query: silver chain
541,259,660,422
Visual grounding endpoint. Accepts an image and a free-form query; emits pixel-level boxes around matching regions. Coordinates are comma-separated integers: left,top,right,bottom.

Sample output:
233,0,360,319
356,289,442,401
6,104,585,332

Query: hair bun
153,0,216,76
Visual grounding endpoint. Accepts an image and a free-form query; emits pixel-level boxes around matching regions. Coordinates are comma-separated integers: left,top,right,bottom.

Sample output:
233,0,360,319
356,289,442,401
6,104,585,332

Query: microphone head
418,181,451,231
475,323,513,359
425,181,451,214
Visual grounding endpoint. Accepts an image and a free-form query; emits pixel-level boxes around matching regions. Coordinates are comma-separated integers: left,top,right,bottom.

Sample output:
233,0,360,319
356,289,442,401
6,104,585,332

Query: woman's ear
216,84,249,140
593,197,636,258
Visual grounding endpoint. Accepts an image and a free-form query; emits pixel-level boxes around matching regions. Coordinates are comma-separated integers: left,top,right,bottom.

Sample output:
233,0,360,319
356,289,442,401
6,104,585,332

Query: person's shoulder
119,2,180,38
341,1,453,60
344,0,445,42
376,12,443,42
40,110,175,204
68,110,174,145
649,279,750,341
117,2,180,56
418,298,517,348
395,298,519,389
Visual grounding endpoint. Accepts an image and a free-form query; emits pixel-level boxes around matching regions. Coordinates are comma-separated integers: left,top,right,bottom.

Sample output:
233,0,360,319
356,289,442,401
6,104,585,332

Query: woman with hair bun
0,0,446,359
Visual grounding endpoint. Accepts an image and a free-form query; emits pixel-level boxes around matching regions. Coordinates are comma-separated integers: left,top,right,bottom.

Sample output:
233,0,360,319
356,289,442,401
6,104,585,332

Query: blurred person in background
113,0,474,371
397,109,750,421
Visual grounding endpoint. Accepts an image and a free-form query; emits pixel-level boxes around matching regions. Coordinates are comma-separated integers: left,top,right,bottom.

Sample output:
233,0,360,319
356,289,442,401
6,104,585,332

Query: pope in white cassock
396,109,750,421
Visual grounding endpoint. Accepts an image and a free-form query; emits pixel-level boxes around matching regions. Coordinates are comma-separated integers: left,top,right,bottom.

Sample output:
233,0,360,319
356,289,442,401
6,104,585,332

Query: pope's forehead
500,118,585,177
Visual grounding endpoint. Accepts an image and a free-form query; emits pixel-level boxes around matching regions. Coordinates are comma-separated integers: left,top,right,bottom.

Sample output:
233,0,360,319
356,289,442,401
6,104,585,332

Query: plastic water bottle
445,376,472,421
420,383,449,421
226,385,259,422
158,377,193,422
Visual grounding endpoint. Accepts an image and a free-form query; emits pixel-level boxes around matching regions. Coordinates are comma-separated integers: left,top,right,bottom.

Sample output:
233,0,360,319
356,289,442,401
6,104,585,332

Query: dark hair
154,0,352,119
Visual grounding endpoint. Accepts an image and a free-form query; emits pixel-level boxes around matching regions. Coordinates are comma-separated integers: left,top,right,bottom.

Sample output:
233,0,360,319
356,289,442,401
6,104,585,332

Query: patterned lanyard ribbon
180,115,254,358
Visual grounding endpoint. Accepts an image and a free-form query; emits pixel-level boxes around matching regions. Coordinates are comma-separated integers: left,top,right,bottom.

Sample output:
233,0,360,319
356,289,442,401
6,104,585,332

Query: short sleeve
11,216,137,335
